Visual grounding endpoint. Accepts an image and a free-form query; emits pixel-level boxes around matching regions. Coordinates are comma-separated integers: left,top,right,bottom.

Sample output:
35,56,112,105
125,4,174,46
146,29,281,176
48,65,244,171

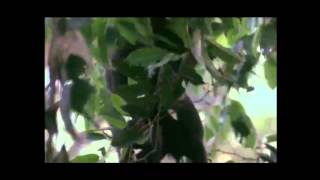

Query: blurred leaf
228,100,245,120
105,24,121,47
85,132,106,141
251,27,261,58
205,126,214,141
228,100,256,148
114,19,145,45
210,22,225,38
188,18,212,35
132,18,153,45
216,33,230,48
167,18,190,48
98,89,126,129
264,54,277,89
209,115,221,133
122,95,158,118
111,93,128,115
71,154,99,163
80,21,94,44
260,21,276,50
157,64,184,110
114,83,152,103
92,18,108,65
111,126,145,147
126,47,168,67
151,18,186,53
113,59,149,82
266,133,277,142
241,34,254,55
235,55,258,89
206,37,242,64
265,143,277,155
179,55,204,85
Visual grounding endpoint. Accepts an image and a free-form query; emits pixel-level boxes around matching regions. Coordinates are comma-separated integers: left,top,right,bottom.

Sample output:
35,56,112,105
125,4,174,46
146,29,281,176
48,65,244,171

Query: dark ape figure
105,18,207,163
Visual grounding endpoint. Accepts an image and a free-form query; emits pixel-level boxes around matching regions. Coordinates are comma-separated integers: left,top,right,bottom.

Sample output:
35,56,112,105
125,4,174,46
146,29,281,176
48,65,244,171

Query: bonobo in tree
105,18,207,163
46,17,93,142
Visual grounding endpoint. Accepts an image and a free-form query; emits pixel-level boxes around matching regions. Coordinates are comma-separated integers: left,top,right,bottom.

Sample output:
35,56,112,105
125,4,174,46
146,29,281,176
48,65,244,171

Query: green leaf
265,133,277,142
91,18,108,65
122,95,158,118
225,18,250,45
126,47,168,67
98,89,126,129
216,33,231,48
235,54,258,89
206,37,242,64
251,27,262,58
188,18,212,35
157,64,184,110
110,93,127,115
205,126,214,141
260,21,276,50
132,18,153,45
228,100,256,148
167,18,190,48
111,126,145,147
105,25,119,47
179,55,204,85
85,132,106,141
264,53,277,89
114,19,146,45
113,59,149,82
71,154,99,163
114,83,152,104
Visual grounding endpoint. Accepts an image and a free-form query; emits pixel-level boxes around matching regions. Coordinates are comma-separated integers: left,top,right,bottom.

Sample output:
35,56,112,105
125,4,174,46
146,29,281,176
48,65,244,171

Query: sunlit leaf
216,33,230,48
206,37,242,64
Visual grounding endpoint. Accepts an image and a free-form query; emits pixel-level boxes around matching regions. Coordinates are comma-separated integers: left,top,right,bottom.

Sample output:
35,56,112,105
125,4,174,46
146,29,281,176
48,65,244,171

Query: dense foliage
45,17,277,163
